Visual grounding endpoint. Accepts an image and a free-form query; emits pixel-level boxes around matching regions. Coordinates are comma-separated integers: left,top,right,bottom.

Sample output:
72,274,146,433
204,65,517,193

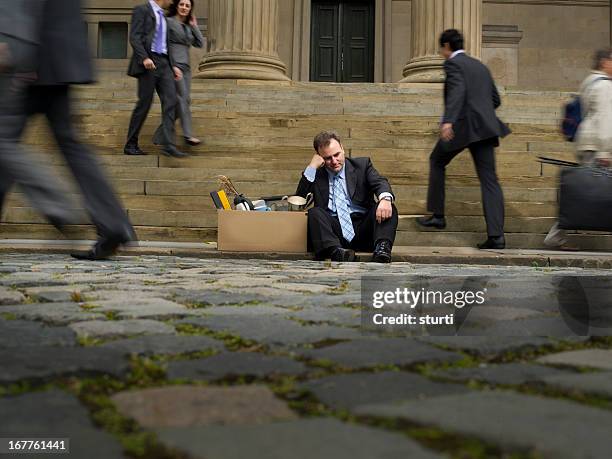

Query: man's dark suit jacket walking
296,156,398,262
441,53,510,152
420,34,510,248
125,1,181,157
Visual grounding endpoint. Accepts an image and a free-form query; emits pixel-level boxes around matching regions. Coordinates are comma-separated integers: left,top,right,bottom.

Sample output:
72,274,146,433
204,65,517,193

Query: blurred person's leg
179,67,195,141
126,70,155,150
470,138,505,238
426,141,463,217
32,84,135,241
154,56,178,149
153,66,195,145
0,172,11,220
0,36,74,228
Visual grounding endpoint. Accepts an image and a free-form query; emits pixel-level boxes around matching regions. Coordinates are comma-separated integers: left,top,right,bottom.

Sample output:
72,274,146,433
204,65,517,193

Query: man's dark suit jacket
128,2,174,77
36,0,94,85
441,53,511,151
296,157,394,211
0,0,44,45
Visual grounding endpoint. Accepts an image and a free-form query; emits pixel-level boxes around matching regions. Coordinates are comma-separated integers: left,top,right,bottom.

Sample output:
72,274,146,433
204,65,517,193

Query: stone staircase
2,75,611,250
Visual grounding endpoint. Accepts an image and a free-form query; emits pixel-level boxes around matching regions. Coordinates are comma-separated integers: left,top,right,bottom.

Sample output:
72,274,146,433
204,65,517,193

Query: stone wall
484,2,610,89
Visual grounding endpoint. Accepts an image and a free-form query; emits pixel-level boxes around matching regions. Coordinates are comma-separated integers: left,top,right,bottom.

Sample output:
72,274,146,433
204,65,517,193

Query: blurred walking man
0,0,76,230
1,0,136,260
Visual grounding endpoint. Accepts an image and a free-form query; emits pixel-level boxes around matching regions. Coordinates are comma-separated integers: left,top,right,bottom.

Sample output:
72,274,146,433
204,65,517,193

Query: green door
310,1,374,83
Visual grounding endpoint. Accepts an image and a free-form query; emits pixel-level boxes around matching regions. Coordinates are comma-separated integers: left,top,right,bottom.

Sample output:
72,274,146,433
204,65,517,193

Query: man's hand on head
376,199,392,223
309,153,325,170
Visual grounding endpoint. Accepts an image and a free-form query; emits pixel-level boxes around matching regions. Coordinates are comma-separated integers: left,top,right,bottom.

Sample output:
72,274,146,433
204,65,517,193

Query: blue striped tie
333,175,355,242
152,10,165,54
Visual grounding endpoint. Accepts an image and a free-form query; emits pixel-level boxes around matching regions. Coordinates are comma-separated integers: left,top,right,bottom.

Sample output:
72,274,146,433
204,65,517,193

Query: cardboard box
217,210,308,253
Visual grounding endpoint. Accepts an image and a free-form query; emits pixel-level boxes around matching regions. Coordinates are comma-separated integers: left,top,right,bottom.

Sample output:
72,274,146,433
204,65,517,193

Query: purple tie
152,10,165,54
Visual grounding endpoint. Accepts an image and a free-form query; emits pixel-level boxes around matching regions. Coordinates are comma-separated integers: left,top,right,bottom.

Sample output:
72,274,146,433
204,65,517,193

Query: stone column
400,0,482,83
198,0,289,80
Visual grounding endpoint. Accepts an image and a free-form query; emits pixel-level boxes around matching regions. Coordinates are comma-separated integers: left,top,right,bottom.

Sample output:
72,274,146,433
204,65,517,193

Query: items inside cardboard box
211,175,312,212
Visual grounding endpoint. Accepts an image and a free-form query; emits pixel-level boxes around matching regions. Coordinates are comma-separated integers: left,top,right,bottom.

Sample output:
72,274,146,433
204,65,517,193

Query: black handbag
558,166,612,231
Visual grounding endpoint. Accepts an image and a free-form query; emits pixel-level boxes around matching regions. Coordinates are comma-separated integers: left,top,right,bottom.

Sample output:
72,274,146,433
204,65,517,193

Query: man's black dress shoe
71,232,134,261
416,215,447,229
161,145,189,158
477,236,506,250
372,239,392,263
330,247,356,262
124,145,146,156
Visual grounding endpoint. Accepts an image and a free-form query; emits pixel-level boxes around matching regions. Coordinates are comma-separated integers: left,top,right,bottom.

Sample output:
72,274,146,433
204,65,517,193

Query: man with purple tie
125,0,187,158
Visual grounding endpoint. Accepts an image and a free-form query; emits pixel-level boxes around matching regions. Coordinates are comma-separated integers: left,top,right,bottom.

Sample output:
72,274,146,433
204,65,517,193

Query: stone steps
2,220,610,250
3,78,602,249
3,193,559,217
2,205,559,232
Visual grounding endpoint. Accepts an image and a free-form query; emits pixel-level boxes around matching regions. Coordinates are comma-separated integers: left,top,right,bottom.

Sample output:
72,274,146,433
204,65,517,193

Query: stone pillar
198,0,289,80
401,0,482,83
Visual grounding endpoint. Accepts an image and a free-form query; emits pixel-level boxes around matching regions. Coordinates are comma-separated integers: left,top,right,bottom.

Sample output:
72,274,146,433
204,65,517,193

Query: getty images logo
371,287,488,309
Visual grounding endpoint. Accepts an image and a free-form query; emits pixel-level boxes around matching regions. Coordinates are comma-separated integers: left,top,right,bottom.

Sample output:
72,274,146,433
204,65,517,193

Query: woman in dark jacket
154,0,204,146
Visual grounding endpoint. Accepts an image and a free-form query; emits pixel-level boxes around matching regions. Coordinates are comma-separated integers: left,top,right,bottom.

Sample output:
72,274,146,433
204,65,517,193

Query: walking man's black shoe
372,239,392,263
71,231,135,261
124,145,146,155
416,215,447,229
477,235,506,250
161,145,189,158
330,247,356,262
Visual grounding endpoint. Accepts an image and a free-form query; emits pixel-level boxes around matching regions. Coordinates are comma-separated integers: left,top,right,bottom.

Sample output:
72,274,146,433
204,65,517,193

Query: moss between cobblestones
357,416,543,459
275,381,538,459
181,301,209,309
590,336,612,347
0,356,188,458
174,323,262,351
0,381,56,397
104,311,121,321
0,312,18,320
517,383,612,411
77,336,108,347
63,376,186,459
70,291,84,302
414,355,480,376
493,339,612,364
439,379,612,411
329,280,350,294
426,338,612,366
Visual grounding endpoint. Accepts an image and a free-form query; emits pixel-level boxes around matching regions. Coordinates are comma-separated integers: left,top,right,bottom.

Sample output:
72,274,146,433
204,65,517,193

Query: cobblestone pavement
1,253,611,459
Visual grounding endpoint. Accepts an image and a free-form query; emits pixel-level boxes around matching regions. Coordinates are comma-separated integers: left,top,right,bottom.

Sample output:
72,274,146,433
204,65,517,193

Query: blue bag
561,77,610,142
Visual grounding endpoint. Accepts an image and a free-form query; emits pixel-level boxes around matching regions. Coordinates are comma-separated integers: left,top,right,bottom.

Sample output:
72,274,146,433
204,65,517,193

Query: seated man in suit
296,131,398,263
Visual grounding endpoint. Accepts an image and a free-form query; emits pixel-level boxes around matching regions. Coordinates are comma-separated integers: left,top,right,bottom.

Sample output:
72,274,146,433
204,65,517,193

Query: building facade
84,0,611,89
